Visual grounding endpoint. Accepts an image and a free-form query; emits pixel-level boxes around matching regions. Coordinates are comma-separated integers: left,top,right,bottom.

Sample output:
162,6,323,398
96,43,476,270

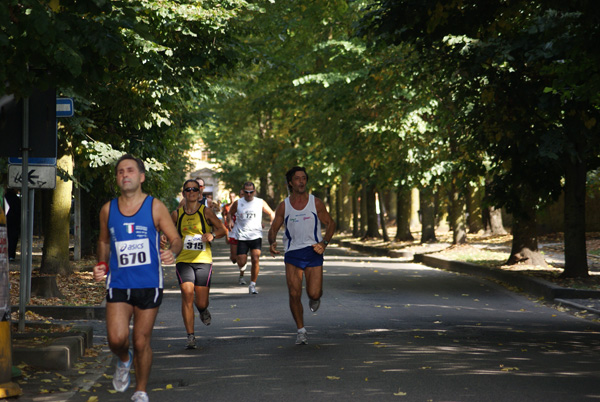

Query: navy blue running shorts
284,246,324,269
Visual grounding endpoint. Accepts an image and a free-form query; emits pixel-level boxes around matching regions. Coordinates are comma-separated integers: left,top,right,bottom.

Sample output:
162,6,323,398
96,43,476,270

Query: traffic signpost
6,95,74,331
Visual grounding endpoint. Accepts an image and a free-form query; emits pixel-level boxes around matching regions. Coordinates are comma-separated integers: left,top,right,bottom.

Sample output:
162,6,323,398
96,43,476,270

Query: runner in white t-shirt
227,182,275,294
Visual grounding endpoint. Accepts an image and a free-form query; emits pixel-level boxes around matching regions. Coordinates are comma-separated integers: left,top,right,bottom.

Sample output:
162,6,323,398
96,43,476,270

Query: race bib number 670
115,238,150,268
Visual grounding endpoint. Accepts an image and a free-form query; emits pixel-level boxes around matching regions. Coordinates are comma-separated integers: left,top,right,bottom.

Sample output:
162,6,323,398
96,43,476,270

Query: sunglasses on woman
184,187,200,192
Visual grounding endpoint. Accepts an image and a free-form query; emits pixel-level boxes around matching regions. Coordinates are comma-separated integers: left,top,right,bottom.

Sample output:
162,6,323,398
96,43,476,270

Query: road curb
334,239,600,302
12,324,93,370
414,253,600,301
339,240,413,258
10,305,105,320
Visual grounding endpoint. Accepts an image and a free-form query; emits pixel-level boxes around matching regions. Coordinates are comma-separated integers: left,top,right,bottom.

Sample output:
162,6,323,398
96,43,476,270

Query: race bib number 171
116,238,151,268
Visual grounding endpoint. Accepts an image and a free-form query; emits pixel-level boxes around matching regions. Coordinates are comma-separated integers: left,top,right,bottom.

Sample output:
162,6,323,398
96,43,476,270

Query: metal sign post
18,99,30,333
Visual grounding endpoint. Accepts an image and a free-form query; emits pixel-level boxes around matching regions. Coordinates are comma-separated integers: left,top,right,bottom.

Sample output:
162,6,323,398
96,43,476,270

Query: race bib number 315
116,238,151,268
183,234,205,252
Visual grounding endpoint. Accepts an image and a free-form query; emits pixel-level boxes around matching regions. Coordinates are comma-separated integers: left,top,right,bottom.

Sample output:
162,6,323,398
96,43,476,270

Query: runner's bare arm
203,207,227,242
312,197,336,255
153,199,182,264
93,202,111,282
263,200,276,224
227,200,238,230
268,202,285,256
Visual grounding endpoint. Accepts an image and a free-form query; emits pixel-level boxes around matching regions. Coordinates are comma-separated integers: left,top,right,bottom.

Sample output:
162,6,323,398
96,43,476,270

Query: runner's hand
160,248,175,265
160,234,168,249
93,263,108,282
312,242,326,255
269,242,280,257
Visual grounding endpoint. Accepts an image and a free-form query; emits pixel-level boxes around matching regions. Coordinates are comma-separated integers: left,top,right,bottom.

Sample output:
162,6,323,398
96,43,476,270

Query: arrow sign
8,164,56,189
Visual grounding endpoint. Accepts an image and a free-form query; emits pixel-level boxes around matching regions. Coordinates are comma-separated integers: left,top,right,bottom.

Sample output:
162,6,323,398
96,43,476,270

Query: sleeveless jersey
282,195,322,253
236,197,264,240
107,196,162,289
176,204,213,263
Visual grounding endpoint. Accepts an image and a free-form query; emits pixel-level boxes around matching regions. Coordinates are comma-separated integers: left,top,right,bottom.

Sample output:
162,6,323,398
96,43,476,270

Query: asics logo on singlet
119,244,128,252
126,243,145,250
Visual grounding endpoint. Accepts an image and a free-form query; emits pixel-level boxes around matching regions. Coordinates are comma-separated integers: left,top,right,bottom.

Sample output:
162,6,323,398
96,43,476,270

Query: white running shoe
200,309,211,325
112,350,132,392
249,283,258,294
131,391,149,402
239,276,246,285
309,298,321,312
186,334,197,349
296,331,308,345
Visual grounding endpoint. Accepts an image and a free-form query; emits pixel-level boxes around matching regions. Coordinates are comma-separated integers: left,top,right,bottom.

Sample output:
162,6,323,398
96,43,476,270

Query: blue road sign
56,98,74,117
8,157,57,165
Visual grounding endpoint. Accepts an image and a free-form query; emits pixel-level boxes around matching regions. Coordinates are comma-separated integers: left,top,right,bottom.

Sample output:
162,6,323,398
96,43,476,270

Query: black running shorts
106,288,163,309
237,238,262,255
176,262,213,287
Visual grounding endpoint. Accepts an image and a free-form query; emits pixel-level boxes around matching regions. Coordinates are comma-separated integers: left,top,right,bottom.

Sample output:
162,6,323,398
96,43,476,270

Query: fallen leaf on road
108,390,117,394
393,389,407,396
152,388,164,391
327,376,340,380
234,318,241,321
86,397,99,402
166,384,173,389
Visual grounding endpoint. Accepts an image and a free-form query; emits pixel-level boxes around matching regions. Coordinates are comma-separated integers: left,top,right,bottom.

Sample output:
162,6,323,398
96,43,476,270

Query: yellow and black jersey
176,204,213,263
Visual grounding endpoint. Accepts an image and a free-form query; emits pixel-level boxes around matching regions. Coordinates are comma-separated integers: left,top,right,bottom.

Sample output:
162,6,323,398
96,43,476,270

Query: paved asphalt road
24,237,600,402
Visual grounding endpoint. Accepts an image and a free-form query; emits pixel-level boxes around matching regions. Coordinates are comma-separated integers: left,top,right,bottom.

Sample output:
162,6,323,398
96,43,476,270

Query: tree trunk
79,188,93,257
507,207,547,266
340,175,351,232
483,206,507,235
466,183,484,233
420,186,437,243
334,183,341,231
360,184,367,236
352,190,360,237
395,187,414,241
562,147,589,278
259,175,271,206
363,183,380,239
410,188,420,231
378,191,390,242
388,189,397,223
450,179,467,244
482,180,507,235
40,150,74,276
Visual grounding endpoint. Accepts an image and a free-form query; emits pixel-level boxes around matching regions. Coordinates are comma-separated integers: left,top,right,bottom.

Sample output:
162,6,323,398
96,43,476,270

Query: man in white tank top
268,167,336,345
227,182,275,294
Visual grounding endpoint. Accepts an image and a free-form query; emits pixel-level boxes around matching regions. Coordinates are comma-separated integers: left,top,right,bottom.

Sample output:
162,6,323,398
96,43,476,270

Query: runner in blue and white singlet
107,195,162,290
282,194,324,269
93,155,182,400
268,167,336,345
